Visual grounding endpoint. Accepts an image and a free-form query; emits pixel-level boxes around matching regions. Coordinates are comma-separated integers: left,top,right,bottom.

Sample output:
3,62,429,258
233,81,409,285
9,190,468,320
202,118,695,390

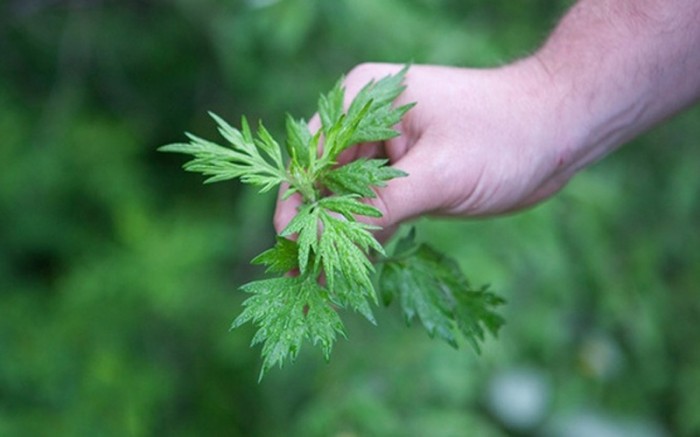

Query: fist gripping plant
160,67,504,379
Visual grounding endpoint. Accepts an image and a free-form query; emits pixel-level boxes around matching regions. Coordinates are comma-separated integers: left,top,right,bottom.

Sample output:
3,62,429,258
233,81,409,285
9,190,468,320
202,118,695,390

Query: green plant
160,67,504,379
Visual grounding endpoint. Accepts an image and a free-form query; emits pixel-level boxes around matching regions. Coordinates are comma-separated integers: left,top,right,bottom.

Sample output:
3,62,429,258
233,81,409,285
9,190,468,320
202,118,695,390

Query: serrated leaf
379,229,505,352
323,158,407,198
158,114,288,192
319,67,413,162
318,78,345,135
232,276,345,380
329,273,377,324
285,114,313,168
381,260,458,347
318,210,383,310
319,209,383,256
318,194,382,219
251,237,299,274
254,120,285,170
158,138,238,159
453,285,506,352
344,66,414,147
280,204,319,275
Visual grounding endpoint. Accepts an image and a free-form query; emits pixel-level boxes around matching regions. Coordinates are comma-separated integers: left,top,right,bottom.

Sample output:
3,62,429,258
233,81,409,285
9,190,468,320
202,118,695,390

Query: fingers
273,183,303,234
364,144,446,230
308,113,321,136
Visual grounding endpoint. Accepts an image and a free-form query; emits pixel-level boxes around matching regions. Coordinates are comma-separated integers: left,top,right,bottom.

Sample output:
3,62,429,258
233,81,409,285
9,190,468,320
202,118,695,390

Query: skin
274,0,700,241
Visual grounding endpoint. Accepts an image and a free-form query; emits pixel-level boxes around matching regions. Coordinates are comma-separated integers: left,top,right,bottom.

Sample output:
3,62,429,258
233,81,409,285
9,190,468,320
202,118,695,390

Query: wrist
513,51,649,179
493,58,586,184
520,0,700,179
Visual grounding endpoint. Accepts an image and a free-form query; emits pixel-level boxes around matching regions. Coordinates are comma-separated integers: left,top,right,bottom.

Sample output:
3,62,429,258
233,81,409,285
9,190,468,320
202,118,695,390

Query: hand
274,61,572,241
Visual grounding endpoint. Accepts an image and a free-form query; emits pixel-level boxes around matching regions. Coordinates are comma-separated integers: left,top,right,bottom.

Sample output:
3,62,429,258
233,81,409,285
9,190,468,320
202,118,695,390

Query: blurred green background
2,0,699,436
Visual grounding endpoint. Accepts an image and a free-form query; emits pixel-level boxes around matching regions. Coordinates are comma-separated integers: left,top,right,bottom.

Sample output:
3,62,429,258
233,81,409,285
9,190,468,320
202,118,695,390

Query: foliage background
1,0,699,435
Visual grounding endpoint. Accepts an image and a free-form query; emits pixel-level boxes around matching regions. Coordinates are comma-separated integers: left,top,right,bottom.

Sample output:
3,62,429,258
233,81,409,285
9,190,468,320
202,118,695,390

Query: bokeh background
2,0,699,435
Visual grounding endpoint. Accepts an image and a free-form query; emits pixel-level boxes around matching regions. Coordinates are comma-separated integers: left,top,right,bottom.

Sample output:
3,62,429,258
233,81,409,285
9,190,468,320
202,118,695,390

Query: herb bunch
160,67,504,379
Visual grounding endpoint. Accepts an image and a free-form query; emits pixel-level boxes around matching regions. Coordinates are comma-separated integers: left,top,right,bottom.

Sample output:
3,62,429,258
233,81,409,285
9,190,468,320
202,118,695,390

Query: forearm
529,0,700,174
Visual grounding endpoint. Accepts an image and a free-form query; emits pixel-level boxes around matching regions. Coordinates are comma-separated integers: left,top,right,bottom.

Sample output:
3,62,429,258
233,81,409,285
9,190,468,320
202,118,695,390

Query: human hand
274,61,575,241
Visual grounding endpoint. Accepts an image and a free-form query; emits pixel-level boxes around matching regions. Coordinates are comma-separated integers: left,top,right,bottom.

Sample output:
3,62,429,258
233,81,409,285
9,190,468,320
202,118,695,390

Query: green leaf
280,203,319,275
319,209,383,257
378,229,505,352
158,114,288,192
328,272,377,325
323,158,407,198
344,65,415,146
453,285,506,353
318,194,382,219
158,137,239,160
318,210,383,311
318,78,345,135
319,67,413,162
232,276,345,380
285,114,313,168
251,237,299,274
253,119,285,171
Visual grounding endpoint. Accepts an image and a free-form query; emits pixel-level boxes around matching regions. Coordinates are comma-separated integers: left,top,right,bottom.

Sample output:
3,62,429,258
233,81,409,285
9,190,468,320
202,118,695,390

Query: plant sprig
160,66,504,379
